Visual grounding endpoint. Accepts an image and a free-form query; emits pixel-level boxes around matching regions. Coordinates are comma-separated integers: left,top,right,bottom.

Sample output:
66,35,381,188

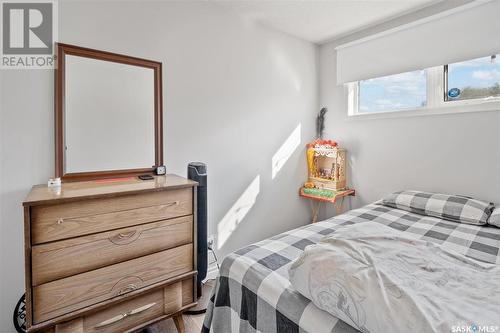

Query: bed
202,197,500,333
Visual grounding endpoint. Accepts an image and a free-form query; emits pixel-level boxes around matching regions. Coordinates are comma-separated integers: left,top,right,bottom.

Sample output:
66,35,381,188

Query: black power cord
184,307,209,315
208,245,220,270
184,246,219,315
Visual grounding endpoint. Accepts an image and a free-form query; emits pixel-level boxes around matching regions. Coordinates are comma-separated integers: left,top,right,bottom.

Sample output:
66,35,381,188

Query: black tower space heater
187,162,208,297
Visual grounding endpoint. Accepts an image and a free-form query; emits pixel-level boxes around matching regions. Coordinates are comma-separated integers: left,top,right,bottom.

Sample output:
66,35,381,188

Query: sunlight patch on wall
217,175,260,250
271,124,301,179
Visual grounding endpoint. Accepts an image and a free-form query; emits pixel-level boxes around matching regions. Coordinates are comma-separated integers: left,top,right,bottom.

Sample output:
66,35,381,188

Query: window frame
348,64,500,119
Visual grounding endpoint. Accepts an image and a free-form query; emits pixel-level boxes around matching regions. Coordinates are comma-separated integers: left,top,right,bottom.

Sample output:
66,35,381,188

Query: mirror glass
64,55,156,173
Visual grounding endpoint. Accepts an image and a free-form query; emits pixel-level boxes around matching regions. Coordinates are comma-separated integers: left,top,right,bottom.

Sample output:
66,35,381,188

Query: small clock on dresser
155,165,167,175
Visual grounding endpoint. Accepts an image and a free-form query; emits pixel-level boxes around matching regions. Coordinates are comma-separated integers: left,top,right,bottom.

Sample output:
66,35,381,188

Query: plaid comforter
202,203,500,333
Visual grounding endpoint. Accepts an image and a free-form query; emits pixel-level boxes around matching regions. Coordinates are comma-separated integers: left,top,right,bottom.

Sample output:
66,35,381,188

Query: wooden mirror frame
55,43,163,182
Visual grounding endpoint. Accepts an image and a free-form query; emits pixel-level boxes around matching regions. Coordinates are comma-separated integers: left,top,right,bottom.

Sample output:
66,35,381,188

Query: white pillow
488,207,500,228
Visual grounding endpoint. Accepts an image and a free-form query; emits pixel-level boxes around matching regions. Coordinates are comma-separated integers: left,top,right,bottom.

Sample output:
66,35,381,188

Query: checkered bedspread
202,203,500,333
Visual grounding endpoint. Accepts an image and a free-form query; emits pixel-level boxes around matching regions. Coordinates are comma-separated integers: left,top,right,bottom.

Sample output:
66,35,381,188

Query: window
349,54,500,117
359,70,427,113
445,55,500,101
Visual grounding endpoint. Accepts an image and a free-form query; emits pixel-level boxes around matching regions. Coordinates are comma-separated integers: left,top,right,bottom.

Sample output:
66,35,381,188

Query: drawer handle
94,302,157,329
56,218,64,225
109,230,140,245
164,200,180,207
118,284,137,295
117,231,136,239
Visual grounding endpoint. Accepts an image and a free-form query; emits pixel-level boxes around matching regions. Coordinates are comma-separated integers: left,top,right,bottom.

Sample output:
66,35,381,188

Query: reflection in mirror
64,55,156,173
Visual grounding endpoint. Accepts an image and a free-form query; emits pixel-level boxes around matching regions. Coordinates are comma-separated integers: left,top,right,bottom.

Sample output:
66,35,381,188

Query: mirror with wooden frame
55,43,163,181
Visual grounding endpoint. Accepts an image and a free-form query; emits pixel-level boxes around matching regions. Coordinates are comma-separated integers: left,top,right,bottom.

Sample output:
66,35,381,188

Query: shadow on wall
217,174,260,250
216,123,303,250
323,136,363,219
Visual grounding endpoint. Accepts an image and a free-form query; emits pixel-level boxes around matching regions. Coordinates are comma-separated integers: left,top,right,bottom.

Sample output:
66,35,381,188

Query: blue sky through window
359,70,426,113
447,54,500,100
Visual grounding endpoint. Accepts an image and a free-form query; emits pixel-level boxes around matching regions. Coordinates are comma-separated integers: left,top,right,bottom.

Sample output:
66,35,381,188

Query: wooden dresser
22,174,198,333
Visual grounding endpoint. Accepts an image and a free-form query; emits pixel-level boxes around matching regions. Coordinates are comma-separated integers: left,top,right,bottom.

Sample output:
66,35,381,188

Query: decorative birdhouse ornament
306,139,347,191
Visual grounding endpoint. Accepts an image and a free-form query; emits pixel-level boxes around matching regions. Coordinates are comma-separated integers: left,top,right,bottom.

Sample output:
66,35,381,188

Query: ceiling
215,0,440,44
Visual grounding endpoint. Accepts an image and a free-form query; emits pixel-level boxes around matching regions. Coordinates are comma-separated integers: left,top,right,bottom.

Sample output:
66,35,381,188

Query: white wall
320,42,500,217
0,2,318,331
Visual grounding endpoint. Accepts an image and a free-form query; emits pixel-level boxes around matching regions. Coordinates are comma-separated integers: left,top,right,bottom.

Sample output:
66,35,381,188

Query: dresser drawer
41,277,195,333
33,244,193,324
85,278,195,333
32,216,193,286
31,189,192,244
83,288,164,333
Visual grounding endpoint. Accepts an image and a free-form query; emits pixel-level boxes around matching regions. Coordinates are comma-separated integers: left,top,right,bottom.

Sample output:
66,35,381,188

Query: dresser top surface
24,174,197,206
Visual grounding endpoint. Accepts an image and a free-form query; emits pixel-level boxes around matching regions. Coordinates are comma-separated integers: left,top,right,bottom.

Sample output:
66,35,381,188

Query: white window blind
336,0,500,84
